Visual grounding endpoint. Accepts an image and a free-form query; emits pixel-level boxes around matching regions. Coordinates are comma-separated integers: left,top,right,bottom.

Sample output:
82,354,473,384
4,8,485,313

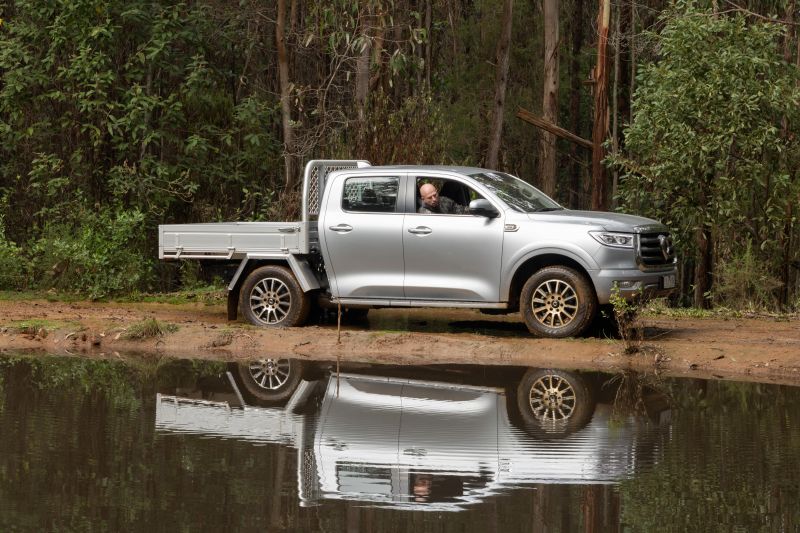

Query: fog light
614,280,640,290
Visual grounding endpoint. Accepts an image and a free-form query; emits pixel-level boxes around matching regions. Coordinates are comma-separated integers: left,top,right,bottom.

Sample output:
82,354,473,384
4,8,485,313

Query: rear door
320,173,406,299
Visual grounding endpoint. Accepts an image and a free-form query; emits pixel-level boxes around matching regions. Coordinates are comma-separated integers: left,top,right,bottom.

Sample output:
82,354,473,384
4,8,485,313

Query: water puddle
0,353,797,531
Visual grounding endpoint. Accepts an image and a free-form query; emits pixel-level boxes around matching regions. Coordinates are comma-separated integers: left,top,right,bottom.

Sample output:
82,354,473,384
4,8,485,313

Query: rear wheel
520,266,597,338
239,265,310,327
235,358,304,404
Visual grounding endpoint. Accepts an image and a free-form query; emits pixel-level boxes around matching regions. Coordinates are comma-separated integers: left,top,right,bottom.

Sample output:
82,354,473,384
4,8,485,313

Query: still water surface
0,354,797,532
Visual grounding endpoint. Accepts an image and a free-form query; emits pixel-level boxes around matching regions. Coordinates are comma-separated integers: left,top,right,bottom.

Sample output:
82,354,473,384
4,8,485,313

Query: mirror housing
469,199,499,218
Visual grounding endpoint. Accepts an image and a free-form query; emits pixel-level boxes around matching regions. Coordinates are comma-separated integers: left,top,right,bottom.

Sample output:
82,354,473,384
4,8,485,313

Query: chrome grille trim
636,232,676,270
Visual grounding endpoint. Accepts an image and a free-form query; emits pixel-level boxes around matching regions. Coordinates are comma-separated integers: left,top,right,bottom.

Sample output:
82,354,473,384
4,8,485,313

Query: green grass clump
5,319,78,334
121,318,179,340
119,286,226,306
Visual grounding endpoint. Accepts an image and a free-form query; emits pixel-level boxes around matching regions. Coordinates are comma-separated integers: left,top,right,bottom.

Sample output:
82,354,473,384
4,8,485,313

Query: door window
415,177,484,215
342,177,400,213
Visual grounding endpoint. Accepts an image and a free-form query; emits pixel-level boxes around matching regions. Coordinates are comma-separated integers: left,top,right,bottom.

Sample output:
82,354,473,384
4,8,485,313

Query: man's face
420,184,439,208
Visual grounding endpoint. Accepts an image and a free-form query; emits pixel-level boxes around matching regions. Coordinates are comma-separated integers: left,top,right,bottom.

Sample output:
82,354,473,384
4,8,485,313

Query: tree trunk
779,0,796,308
486,0,513,169
611,5,621,209
539,0,559,198
276,0,295,188
693,224,713,309
568,0,586,210
355,7,373,124
591,0,610,211
424,0,432,91
629,0,636,123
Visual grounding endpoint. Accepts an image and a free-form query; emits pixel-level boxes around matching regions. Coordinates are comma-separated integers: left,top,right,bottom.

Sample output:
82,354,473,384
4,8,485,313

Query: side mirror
468,199,499,218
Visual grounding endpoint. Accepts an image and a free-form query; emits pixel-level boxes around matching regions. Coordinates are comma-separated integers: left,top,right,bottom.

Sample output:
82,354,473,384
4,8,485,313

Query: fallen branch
516,108,593,149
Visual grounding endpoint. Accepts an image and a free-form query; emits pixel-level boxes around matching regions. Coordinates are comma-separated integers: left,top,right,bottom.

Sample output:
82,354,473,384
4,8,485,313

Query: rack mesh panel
308,163,359,219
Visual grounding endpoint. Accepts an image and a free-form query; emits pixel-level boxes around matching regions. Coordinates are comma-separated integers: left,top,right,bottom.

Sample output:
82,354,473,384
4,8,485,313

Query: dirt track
1,299,798,386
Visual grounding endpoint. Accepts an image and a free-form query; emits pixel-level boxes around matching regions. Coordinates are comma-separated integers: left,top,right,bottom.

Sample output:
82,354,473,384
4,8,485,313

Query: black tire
239,265,310,327
520,266,597,338
234,358,304,404
515,368,595,439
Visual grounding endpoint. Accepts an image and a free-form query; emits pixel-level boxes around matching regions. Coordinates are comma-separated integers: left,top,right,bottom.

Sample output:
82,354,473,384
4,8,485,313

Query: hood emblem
658,234,673,261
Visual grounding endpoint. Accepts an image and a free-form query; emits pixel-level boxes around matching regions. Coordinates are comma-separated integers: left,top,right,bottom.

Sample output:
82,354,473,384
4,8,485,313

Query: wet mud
1,299,798,386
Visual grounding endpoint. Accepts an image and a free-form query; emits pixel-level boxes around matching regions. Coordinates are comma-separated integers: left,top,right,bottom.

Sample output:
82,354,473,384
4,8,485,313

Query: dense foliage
614,3,800,308
0,0,798,308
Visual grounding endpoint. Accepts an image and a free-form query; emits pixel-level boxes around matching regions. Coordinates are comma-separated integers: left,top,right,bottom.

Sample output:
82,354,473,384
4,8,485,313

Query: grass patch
0,290,84,303
121,318,179,340
117,286,226,306
4,319,79,335
641,299,799,320
0,286,226,306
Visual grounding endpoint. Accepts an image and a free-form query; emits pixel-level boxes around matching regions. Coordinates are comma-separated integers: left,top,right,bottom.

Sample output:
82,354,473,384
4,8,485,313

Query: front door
321,174,405,299
403,176,504,302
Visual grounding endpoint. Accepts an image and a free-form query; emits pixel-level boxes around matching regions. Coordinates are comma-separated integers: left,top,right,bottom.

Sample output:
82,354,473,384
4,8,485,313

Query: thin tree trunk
611,5,621,209
355,7,372,124
277,0,295,188
370,8,386,92
486,0,513,169
629,0,636,123
425,0,432,91
568,0,586,209
393,17,403,102
416,0,424,93
539,0,559,198
779,0,796,308
591,0,611,211
693,207,713,309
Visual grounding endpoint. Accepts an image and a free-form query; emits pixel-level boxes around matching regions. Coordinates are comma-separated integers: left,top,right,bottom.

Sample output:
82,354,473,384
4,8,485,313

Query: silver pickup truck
159,160,676,338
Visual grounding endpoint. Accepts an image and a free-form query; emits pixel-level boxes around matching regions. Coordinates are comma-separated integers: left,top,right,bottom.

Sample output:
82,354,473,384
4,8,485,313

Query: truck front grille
636,232,676,270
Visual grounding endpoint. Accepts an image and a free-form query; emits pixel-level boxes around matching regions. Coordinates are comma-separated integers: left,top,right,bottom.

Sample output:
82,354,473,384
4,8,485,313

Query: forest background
0,0,799,311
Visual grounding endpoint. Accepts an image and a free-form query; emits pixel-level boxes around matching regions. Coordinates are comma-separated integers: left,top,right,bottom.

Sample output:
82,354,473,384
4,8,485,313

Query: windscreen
469,171,562,213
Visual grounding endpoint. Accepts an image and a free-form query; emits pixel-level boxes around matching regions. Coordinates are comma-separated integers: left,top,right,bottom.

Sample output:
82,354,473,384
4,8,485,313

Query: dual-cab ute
159,160,677,338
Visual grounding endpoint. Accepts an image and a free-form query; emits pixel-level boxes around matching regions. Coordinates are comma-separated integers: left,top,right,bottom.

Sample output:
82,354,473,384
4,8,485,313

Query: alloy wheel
528,373,577,422
247,358,292,391
531,279,579,328
249,277,292,325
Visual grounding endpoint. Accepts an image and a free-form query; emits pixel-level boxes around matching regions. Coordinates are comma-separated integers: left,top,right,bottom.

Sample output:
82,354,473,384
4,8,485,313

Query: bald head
420,183,439,208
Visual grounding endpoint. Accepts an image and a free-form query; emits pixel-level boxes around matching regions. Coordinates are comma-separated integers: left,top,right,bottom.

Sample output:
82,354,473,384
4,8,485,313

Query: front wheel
239,265,310,327
520,266,597,338
515,368,595,438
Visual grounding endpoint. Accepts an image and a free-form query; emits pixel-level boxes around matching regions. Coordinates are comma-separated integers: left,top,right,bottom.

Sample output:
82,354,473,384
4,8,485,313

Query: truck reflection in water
155,360,671,511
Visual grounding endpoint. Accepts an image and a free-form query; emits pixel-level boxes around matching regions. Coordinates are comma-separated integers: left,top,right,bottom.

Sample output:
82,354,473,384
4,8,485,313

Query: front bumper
591,266,678,304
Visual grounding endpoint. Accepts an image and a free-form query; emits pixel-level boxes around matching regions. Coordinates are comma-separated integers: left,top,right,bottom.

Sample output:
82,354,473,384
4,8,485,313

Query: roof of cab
347,165,492,176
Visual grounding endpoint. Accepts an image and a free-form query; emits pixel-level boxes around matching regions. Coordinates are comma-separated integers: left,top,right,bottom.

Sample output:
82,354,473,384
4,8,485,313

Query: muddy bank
1,299,798,386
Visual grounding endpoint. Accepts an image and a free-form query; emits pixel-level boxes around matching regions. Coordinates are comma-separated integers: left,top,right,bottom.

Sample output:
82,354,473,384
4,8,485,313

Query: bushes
0,208,25,290
715,243,783,311
29,208,151,299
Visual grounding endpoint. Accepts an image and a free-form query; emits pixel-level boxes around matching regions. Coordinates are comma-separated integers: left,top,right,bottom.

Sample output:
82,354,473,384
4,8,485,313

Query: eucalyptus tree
614,4,800,308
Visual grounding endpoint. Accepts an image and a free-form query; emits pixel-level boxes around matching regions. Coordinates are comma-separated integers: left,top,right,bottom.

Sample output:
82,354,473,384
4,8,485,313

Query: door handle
328,224,353,233
407,226,432,235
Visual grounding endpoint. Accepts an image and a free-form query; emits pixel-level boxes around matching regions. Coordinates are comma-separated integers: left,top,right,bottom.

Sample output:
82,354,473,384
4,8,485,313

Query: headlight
589,231,634,248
